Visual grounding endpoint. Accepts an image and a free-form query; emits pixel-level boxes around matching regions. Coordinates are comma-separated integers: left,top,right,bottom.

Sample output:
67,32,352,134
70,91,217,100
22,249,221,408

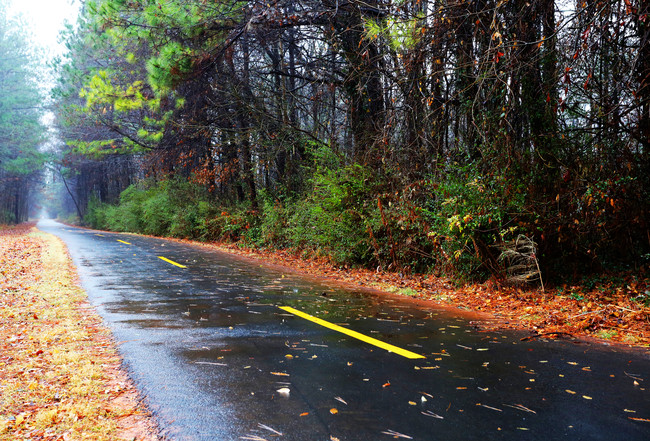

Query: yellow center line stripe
158,256,187,268
116,240,131,245
278,306,425,359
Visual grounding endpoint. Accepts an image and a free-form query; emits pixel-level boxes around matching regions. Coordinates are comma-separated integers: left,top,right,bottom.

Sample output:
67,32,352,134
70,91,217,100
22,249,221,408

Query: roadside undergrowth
0,223,159,440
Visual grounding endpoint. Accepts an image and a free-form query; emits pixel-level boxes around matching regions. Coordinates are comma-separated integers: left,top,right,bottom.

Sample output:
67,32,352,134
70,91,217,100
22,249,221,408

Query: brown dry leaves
439,281,650,345
0,224,159,440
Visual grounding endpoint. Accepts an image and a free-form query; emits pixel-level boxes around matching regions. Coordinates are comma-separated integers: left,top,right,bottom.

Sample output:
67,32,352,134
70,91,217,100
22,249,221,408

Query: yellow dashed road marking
158,256,187,268
279,306,425,359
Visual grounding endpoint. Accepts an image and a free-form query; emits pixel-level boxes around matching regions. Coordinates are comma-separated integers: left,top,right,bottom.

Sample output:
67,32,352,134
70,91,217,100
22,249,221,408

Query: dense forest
31,0,650,282
0,2,46,224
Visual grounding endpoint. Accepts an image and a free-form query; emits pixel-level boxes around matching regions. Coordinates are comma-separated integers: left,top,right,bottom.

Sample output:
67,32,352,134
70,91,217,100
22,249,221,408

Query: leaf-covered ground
199,241,650,347
0,224,159,440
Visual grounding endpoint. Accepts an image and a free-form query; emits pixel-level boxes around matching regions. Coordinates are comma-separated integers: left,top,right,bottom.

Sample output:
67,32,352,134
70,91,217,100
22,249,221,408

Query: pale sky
7,0,81,58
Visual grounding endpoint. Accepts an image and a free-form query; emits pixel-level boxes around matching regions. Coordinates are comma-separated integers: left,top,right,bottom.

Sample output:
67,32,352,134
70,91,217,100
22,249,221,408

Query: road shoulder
0,224,160,440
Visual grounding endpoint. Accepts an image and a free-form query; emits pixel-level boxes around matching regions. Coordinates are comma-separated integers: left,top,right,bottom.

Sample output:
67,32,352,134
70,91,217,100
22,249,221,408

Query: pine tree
0,2,46,223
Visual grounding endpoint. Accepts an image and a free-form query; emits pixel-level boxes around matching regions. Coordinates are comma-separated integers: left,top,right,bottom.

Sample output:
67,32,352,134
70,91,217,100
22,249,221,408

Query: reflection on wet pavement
39,220,650,440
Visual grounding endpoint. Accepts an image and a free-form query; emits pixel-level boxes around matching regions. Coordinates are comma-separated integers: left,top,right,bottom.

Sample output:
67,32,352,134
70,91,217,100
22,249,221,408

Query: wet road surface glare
39,220,650,440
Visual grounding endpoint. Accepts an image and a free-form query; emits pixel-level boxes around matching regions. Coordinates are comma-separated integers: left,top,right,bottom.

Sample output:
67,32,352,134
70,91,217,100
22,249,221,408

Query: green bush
141,183,174,236
257,191,290,247
83,195,104,228
199,205,258,244
79,153,538,281
285,161,374,265
114,184,146,232
0,210,15,224
421,164,529,280
170,200,210,239
102,203,125,231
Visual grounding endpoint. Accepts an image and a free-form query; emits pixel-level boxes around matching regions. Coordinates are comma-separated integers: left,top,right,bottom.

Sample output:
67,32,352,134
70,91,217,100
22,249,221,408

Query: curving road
39,220,650,440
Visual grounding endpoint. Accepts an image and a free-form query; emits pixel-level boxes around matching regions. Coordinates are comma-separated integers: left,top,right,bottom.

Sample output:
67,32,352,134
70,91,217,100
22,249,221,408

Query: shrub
80,153,541,282
286,162,374,265
83,195,105,229
421,164,529,280
141,183,174,236
0,210,15,224
114,184,145,232
257,191,290,247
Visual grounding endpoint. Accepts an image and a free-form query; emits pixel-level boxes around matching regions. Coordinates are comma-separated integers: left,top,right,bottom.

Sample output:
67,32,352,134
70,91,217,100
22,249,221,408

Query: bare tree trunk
60,171,84,221
636,0,650,151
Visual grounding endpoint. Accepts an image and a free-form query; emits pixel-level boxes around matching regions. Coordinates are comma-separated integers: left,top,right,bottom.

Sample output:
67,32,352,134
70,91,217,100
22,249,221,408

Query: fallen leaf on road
258,423,283,435
276,388,290,397
421,410,444,419
504,404,536,414
477,403,502,412
381,429,413,438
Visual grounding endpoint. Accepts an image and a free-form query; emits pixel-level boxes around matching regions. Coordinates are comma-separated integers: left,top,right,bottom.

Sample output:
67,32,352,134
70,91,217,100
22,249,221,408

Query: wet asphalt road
38,220,650,440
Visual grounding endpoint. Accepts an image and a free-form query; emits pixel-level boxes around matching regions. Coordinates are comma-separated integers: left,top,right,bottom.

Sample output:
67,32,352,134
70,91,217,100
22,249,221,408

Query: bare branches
498,235,544,292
